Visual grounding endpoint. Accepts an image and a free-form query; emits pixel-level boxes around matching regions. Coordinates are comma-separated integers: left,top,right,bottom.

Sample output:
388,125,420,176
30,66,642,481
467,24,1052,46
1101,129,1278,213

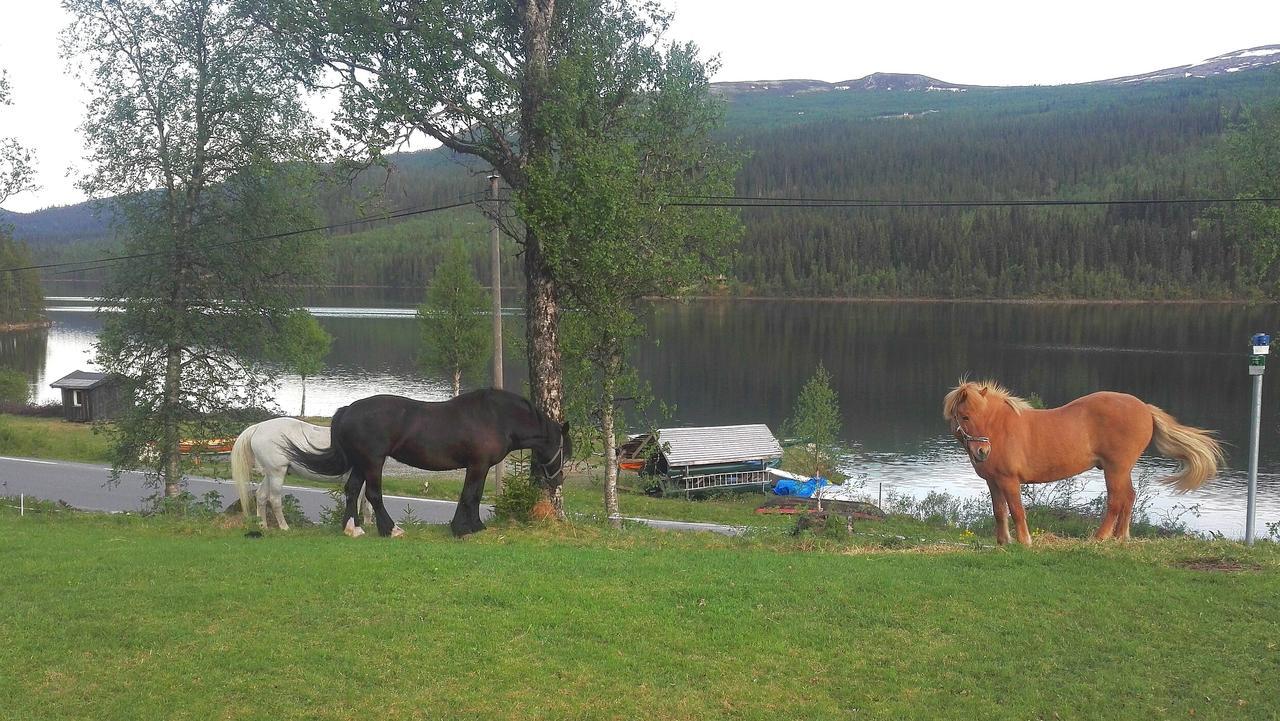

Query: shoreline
0,318,52,332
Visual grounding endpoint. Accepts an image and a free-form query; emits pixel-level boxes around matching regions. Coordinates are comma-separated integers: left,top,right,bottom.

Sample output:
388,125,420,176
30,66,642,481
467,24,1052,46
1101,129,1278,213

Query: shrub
0,368,30,404
493,470,541,523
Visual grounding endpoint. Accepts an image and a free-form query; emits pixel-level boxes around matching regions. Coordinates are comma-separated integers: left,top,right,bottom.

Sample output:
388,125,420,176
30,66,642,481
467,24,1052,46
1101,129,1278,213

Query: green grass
2,510,1278,720
0,413,112,462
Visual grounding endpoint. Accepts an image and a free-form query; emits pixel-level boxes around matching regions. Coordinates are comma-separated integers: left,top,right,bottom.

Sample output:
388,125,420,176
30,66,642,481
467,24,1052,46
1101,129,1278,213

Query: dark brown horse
944,380,1223,545
287,389,570,538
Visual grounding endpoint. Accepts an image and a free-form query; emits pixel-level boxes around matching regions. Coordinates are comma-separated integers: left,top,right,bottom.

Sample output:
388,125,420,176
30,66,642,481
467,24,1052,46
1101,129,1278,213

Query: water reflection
5,296,1279,537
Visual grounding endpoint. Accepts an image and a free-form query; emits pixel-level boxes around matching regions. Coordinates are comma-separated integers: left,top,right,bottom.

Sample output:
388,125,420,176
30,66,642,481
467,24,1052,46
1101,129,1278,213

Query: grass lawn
2,509,1279,721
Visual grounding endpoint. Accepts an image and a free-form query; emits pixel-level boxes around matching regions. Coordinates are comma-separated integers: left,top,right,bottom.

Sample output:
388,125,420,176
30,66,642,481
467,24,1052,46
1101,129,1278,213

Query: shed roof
656,424,782,467
50,370,114,390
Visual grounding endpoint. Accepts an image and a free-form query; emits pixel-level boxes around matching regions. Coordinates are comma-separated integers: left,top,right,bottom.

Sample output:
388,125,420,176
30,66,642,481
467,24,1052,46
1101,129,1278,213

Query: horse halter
954,421,990,446
533,435,566,484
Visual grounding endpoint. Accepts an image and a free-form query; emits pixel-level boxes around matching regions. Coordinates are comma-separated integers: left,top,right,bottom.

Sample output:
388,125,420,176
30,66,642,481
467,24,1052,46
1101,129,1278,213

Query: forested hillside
0,230,44,324
731,76,1270,297
12,65,1280,299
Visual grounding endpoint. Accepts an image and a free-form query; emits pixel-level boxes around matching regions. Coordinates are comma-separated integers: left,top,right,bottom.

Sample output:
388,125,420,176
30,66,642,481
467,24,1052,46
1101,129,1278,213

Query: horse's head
944,381,996,463
533,420,572,488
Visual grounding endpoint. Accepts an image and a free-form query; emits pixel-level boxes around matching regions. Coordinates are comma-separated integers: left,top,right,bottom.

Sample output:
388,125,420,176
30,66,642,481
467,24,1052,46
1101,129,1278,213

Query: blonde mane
943,379,1033,420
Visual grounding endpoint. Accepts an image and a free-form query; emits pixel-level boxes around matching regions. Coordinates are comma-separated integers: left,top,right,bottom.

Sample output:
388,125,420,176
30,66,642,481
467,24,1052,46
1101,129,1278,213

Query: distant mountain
1098,45,1280,85
713,72,970,97
710,44,1280,95
0,202,115,246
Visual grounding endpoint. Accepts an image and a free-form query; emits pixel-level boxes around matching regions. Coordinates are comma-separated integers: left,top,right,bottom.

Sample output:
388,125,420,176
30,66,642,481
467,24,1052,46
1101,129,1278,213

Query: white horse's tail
230,423,258,519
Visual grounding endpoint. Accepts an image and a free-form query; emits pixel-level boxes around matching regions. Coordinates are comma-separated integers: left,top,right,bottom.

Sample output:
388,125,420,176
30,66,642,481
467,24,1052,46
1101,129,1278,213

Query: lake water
6,289,1280,538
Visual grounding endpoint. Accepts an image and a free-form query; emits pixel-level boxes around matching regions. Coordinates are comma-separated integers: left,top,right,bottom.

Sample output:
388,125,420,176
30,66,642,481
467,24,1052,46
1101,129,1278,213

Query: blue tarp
771,477,828,498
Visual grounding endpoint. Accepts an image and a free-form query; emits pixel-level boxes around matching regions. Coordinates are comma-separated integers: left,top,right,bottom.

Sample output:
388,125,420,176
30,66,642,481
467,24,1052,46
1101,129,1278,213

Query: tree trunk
524,227,567,519
299,375,307,417
162,342,182,498
453,368,462,398
602,349,621,529
518,0,564,520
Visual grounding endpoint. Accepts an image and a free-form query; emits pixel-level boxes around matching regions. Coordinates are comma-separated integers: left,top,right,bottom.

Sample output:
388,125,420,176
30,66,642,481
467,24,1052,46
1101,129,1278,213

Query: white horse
231,417,371,530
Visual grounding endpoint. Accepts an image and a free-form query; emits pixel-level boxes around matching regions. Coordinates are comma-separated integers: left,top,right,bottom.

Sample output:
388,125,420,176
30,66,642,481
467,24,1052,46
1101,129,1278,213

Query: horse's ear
978,387,988,397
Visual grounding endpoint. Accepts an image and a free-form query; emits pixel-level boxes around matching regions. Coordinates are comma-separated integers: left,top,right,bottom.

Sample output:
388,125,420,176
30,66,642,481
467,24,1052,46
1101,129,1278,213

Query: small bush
0,368,29,404
145,489,229,517
280,494,311,527
493,471,541,523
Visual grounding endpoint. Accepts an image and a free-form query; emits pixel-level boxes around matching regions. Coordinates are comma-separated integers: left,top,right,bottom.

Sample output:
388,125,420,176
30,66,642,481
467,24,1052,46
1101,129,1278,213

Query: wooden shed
49,371,122,422
618,424,784,497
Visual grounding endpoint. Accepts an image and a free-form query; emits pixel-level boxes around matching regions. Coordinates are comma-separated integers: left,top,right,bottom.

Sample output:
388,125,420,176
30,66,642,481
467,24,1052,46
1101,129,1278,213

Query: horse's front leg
450,465,490,538
1002,478,1032,545
985,479,1010,545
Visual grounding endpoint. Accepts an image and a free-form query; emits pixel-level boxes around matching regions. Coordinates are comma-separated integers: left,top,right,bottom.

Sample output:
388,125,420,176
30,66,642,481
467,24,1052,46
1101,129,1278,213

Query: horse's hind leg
268,471,289,531
450,465,490,538
1097,465,1136,541
361,465,402,538
342,471,366,538
359,483,374,527
985,480,1011,545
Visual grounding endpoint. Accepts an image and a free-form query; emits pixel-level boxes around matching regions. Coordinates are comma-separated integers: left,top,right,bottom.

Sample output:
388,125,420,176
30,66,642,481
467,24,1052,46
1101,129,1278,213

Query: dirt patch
1174,557,1264,573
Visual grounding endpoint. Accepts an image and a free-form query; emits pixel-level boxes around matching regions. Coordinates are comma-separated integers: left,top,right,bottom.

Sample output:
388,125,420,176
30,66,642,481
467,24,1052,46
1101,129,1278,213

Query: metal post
1246,333,1269,546
19,493,23,517
489,174,505,494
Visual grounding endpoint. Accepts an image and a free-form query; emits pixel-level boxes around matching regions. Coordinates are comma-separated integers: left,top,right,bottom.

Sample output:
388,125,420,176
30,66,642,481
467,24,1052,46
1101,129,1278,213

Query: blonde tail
1149,405,1225,493
230,424,257,519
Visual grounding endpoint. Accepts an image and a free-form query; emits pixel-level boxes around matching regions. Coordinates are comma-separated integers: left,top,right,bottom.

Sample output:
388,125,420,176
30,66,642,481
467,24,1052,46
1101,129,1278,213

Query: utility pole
490,174,505,494
1246,332,1269,545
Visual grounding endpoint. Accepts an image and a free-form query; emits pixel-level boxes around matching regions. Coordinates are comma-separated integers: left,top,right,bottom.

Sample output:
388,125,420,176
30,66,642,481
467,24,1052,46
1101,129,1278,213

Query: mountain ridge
711,44,1280,95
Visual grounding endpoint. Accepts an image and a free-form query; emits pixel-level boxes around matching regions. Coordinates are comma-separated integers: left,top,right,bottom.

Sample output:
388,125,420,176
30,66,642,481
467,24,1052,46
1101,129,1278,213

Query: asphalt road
0,455,745,536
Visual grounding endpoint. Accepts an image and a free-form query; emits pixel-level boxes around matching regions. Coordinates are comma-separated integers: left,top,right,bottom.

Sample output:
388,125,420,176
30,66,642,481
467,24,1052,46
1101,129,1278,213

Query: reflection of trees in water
317,315,530,392
0,328,48,383
634,301,1277,469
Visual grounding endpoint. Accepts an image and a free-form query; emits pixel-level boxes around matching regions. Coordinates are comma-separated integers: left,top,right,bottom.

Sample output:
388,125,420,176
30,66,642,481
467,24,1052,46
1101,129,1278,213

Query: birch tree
63,0,328,498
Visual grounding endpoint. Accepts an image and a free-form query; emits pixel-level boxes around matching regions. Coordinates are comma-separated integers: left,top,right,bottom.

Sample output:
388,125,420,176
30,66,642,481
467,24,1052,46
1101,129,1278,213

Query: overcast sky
1,0,1278,212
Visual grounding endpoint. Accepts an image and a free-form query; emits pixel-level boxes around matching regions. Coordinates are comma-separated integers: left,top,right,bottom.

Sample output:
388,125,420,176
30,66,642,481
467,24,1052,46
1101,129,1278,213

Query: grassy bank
0,413,112,462
2,510,1278,720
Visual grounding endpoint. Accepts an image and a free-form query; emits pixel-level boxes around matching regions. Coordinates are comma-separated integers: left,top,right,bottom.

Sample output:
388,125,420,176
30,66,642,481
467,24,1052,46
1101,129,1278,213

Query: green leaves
65,0,327,493
273,309,332,380
1220,103,1280,293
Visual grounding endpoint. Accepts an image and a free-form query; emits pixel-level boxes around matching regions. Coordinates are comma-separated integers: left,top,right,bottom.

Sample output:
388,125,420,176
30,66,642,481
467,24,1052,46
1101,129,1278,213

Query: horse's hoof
391,525,405,538
344,519,365,538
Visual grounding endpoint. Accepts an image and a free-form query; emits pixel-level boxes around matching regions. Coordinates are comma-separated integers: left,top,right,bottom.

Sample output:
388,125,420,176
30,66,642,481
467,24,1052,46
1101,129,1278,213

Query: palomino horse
230,417,371,530
944,380,1223,545
286,389,570,538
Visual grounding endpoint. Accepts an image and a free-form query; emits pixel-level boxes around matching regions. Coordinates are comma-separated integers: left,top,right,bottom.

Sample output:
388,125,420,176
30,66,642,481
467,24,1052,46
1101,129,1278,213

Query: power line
1,198,478,276
657,195,1280,208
